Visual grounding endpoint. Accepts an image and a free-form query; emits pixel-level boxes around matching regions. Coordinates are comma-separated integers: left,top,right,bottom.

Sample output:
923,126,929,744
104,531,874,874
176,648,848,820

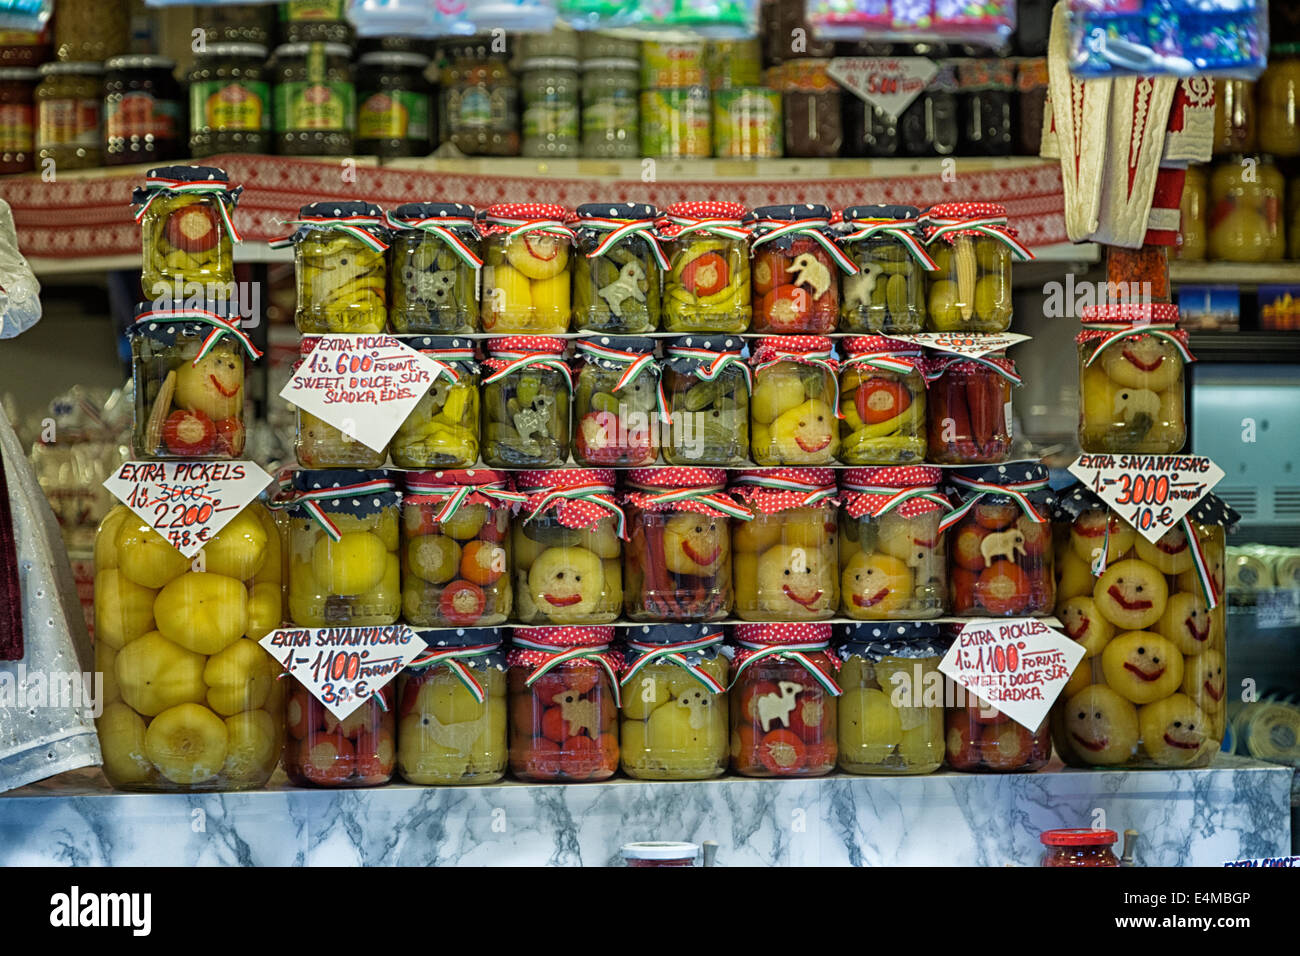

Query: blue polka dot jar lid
944,461,1055,516
836,621,949,660
409,627,507,671
288,468,399,517
621,623,727,667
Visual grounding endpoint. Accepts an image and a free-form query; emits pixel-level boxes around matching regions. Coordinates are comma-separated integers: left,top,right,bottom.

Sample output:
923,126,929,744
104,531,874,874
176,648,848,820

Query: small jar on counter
572,201,663,333
1207,154,1286,261
387,202,481,333
134,164,241,296
272,41,355,156
659,200,752,333
188,43,271,158
1041,830,1120,867
924,202,1028,332
390,336,480,469
104,56,184,167
36,61,102,171
479,202,573,333
280,201,389,334
747,204,850,335
521,56,580,157
837,337,927,465
581,57,639,159
661,335,751,467
0,67,37,174
356,51,433,157
284,683,396,788
924,348,1018,464
441,40,519,156
769,59,841,158
481,335,572,469
838,204,934,333
572,337,662,467
749,336,839,467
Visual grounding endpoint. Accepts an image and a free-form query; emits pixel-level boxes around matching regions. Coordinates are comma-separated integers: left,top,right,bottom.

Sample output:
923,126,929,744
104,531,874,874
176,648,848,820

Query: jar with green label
641,87,710,158
713,87,782,158
278,0,354,45
521,56,580,158
581,57,638,158
356,51,432,157
188,43,270,158
272,41,354,156
441,40,519,156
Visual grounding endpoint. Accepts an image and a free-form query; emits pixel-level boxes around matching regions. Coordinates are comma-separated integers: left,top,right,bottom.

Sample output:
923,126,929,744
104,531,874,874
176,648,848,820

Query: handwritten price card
938,618,1084,730
885,331,1031,357
281,334,443,453
260,625,428,721
828,57,938,118
103,460,272,559
1068,454,1225,544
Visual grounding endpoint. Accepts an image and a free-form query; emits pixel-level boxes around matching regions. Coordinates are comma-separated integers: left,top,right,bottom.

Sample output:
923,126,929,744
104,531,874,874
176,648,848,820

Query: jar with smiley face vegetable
837,337,927,464
389,336,480,469
619,624,729,780
837,204,934,333
922,202,1029,333
292,340,389,468
507,625,621,782
749,335,840,466
281,470,401,628
399,471,514,628
281,201,390,334
1049,484,1235,768
572,337,662,467
284,682,396,788
129,303,257,460
572,201,664,333
942,463,1056,617
839,467,950,620
662,335,751,467
481,336,572,469
396,628,508,785
512,469,624,625
1077,303,1192,455
134,165,240,298
479,202,574,333
923,348,1018,465
836,621,949,775
658,200,752,333
94,500,286,791
621,468,745,622
387,202,482,334
729,468,839,622
944,675,1052,773
747,204,855,334
730,622,840,777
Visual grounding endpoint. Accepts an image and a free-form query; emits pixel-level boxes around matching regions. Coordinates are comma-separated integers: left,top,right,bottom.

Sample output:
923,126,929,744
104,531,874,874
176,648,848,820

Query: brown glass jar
55,0,128,62
188,43,270,157
1016,58,1048,156
104,55,185,167
440,40,519,156
272,41,354,156
356,51,433,157
1213,79,1256,154
0,67,37,174
36,61,102,170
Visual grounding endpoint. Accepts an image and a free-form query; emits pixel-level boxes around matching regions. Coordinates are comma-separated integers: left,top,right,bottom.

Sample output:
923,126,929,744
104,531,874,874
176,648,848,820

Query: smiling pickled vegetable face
1139,694,1208,766
662,512,729,576
757,544,833,616
1101,336,1182,391
527,546,604,620
1100,631,1184,705
1093,558,1168,630
841,551,912,618
1182,649,1226,709
175,350,243,421
1063,684,1139,765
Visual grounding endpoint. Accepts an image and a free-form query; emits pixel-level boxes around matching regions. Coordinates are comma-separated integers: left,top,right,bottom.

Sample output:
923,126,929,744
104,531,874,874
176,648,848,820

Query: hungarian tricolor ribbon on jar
729,467,839,511
508,626,622,708
729,623,842,696
840,336,927,382
270,469,399,542
576,202,670,270
657,200,751,241
408,628,505,704
132,306,263,364
751,335,841,418
269,206,391,253
516,468,627,539
575,338,670,424
621,627,727,695
1078,302,1196,368
938,468,1052,534
921,349,1023,386
921,201,1036,260
384,202,483,269
480,205,576,242
748,212,860,275
839,216,938,270
481,336,574,391
839,466,952,518
401,335,478,384
131,165,244,244
402,469,526,525
665,339,752,391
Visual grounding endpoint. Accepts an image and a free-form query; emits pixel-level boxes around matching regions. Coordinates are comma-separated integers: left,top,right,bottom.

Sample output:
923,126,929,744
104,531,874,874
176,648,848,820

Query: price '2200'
153,501,215,527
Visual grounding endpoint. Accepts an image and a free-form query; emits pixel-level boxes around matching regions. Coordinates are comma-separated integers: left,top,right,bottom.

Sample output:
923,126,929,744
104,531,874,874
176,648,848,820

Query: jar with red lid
768,59,842,158
924,348,1019,464
622,468,744,622
942,463,1056,618
572,337,662,467
284,682,396,787
507,625,621,781
621,842,700,866
399,471,515,628
839,467,950,620
838,337,927,464
658,201,752,333
747,204,853,334
390,335,480,469
729,468,839,622
479,203,574,333
838,205,935,334
730,622,840,777
481,336,572,468
512,469,624,625
293,337,389,468
1040,829,1119,867
661,335,751,467
749,336,840,466
0,67,37,174
572,201,663,333
924,202,1030,333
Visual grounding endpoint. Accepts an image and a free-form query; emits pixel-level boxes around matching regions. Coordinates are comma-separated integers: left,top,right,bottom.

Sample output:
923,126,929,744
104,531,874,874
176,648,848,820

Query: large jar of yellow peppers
749,335,840,466
572,201,664,333
837,204,935,333
923,201,1031,333
390,335,480,469
133,164,242,301
479,201,574,333
657,200,752,332
293,336,389,468
276,200,390,333
837,335,927,465
386,201,482,333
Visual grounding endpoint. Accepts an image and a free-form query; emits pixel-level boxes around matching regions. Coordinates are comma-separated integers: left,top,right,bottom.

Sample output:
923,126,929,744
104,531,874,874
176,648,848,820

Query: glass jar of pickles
923,202,1030,332
481,336,572,469
479,202,574,333
278,201,389,334
747,203,853,334
572,201,664,333
133,165,242,300
837,205,935,333
837,621,948,774
658,200,752,333
620,624,729,780
1177,164,1208,260
390,336,480,469
662,335,751,467
572,337,663,467
1207,154,1286,261
1051,484,1234,769
924,347,1019,464
944,685,1051,773
284,682,396,787
749,336,840,466
399,471,515,628
293,337,389,468
508,625,621,781
621,468,746,622
1259,56,1300,157
730,622,840,777
397,627,508,785
386,202,482,334
941,463,1056,617
1077,303,1192,455
94,500,285,791
839,467,950,620
281,470,401,627
1212,78,1256,154
128,303,259,460
512,469,624,625
729,468,839,622
837,337,927,465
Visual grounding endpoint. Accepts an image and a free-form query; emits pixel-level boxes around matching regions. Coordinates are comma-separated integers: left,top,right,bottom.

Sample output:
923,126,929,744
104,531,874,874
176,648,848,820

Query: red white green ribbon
1091,521,1113,577
270,215,390,253
666,345,752,392
924,215,1035,260
749,218,859,274
1081,322,1196,367
938,476,1049,534
403,476,526,525
270,476,399,542
525,481,627,539
621,632,727,694
384,212,483,269
663,216,749,241
482,350,573,392
637,484,755,521
729,641,842,696
133,307,263,363
923,353,1022,386
754,350,841,419
576,339,670,424
841,219,938,270
580,217,669,270
407,643,501,703
133,177,243,244
841,351,922,377
415,346,477,384
1182,517,1219,610
838,482,951,517
731,473,838,507
485,216,575,241
512,635,622,708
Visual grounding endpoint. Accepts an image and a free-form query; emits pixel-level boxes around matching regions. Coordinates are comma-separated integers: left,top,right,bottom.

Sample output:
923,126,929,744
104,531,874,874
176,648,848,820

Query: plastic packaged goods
661,335,751,467
940,462,1056,618
1212,78,1256,154
520,55,579,157
386,202,482,334
1077,303,1192,455
0,66,35,173
572,202,664,334
944,692,1050,772
293,342,389,467
836,621,948,774
355,51,433,157
807,0,1015,40
275,201,389,334
390,336,480,469
284,683,396,787
956,58,1014,156
35,61,101,170
272,41,355,157
133,165,242,298
396,628,509,785
511,468,624,625
280,470,401,627
749,335,839,466
1051,485,1235,770
730,622,840,778
279,0,354,44
838,205,935,333
923,348,1019,465
572,337,663,467
479,202,573,333
440,40,519,157
187,43,271,158
54,0,127,62
93,501,286,792
480,336,572,469
837,337,927,465
923,201,1031,332
768,59,842,158
507,625,620,782
729,467,839,622
640,86,711,158
1259,56,1300,157
465,0,558,33
622,468,747,622
103,56,184,167
128,303,259,461
747,204,855,335
839,467,949,620
581,57,639,158
1207,154,1286,262
658,201,752,333
1040,829,1120,867
1175,163,1207,260
620,624,729,780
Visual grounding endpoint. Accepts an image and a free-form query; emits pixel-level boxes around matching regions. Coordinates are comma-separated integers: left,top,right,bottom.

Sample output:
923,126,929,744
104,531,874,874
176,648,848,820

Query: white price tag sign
885,331,1031,357
938,617,1085,731
103,460,272,559
260,625,428,721
280,334,444,453
1067,454,1225,544
828,57,937,119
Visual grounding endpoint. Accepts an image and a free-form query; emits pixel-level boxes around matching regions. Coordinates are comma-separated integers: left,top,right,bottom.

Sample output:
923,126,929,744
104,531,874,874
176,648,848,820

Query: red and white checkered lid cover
924,201,1017,243
657,200,750,239
622,466,739,516
1076,302,1188,345
516,467,621,530
300,335,323,357
840,466,949,517
480,202,572,237
733,622,835,646
751,334,837,365
730,467,838,514
922,351,1017,378
506,625,621,670
842,335,924,357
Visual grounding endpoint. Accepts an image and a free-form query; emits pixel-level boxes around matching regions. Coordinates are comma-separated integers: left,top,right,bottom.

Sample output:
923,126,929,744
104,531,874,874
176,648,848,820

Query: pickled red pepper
923,349,1020,464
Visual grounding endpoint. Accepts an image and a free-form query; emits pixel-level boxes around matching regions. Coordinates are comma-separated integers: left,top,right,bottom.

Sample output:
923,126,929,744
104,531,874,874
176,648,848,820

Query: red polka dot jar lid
927,201,1007,220
730,467,838,514
479,202,574,238
1076,303,1192,357
515,467,615,492
621,467,749,518
515,468,626,534
842,335,921,356
300,335,323,357
506,626,622,678
750,334,838,366
922,202,1032,262
486,335,567,355
511,625,615,648
657,200,751,240
730,623,842,692
402,469,518,507
482,336,572,378
734,622,834,647
840,466,951,518
921,350,1021,385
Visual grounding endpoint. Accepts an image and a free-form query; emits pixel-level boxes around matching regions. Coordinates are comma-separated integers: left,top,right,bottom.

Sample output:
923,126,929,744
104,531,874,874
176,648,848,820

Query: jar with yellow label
134,164,241,297
282,201,389,333
1176,164,1208,260
278,0,354,44
36,61,102,170
1207,154,1286,261
356,52,433,157
479,203,573,333
390,336,480,469
1259,56,1300,157
188,43,271,158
